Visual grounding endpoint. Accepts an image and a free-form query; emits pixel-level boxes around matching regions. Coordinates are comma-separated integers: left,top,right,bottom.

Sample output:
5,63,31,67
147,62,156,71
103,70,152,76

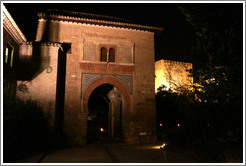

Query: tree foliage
179,4,243,106
156,5,243,160
178,4,243,137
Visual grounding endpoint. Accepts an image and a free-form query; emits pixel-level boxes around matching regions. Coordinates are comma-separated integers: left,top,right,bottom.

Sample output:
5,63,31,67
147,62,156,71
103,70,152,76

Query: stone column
107,87,122,139
54,43,70,147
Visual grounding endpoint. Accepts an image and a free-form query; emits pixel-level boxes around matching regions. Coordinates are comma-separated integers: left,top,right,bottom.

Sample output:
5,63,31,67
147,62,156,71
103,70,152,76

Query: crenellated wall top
158,59,192,68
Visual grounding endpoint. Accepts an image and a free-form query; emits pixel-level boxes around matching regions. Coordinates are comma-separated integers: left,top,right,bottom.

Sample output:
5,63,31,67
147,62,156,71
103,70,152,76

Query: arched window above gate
109,48,115,62
100,46,116,63
100,47,107,62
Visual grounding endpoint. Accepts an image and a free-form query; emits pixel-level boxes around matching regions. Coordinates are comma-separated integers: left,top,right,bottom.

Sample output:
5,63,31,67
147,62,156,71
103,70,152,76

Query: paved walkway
17,143,204,163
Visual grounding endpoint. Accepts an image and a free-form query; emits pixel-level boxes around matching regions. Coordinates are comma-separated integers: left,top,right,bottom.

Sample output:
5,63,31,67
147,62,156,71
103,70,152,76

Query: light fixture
160,143,167,150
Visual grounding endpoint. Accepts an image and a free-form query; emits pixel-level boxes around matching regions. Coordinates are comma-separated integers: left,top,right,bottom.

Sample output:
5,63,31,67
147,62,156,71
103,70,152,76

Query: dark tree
156,4,243,162
179,3,243,139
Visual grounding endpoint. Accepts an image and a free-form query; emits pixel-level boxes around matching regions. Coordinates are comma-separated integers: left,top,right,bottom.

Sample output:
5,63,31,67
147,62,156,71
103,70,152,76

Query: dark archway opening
87,84,123,144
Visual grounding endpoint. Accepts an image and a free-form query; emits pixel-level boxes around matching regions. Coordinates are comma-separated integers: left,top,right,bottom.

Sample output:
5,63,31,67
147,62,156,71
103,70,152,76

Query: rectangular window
5,47,9,63
5,44,14,67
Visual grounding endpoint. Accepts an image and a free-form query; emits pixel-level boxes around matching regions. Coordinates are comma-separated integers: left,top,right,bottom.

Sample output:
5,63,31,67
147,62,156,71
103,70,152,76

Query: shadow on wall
39,12,60,43
17,42,50,81
3,80,54,163
17,14,63,81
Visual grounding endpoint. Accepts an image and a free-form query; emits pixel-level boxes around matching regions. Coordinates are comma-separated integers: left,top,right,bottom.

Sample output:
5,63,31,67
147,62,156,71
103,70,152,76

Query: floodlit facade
155,59,193,92
12,9,163,145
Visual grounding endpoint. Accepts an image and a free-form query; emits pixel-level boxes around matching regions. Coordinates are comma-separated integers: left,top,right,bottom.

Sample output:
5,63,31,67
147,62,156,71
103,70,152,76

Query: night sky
4,3,196,62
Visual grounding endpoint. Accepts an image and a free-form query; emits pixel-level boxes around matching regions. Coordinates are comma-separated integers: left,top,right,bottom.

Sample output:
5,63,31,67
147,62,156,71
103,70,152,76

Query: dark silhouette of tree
179,3,243,105
178,3,243,141
155,4,243,162
3,81,53,162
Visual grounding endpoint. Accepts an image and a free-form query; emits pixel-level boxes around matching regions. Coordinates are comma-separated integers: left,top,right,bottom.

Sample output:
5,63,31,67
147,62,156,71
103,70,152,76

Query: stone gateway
16,10,163,145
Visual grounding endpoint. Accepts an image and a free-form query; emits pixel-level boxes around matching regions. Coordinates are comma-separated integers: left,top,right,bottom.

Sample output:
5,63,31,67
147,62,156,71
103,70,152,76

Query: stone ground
16,142,205,163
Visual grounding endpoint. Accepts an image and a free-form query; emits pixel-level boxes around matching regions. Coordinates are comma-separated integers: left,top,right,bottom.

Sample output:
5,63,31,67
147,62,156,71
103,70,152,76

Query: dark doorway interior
87,84,123,144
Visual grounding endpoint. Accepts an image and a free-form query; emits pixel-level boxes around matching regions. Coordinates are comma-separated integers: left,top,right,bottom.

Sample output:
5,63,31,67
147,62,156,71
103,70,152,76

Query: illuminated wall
15,9,163,145
155,59,193,92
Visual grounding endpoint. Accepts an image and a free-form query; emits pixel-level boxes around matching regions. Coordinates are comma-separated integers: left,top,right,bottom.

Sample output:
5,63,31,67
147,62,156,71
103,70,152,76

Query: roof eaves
3,5,27,43
38,12,163,33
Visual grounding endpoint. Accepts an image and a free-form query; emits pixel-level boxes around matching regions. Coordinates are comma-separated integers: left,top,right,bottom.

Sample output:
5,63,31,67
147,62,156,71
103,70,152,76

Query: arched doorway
87,84,123,143
83,76,131,144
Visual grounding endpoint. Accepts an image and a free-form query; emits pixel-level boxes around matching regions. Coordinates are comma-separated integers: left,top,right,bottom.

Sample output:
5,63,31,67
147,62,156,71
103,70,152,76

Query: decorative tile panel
82,74,132,97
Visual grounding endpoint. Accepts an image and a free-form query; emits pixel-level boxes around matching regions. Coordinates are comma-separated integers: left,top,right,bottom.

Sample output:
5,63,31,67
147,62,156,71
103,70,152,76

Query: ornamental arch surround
82,76,131,114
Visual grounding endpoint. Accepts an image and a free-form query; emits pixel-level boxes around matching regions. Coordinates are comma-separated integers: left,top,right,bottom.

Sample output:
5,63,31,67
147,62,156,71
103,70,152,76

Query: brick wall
34,19,157,144
17,43,60,129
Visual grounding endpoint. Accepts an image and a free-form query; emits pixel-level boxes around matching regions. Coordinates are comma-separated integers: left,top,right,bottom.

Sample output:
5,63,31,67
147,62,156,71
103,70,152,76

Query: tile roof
46,9,133,23
38,9,163,32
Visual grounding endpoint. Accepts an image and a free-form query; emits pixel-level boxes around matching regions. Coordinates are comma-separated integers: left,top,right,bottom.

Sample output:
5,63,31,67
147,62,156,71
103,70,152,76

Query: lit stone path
18,143,204,163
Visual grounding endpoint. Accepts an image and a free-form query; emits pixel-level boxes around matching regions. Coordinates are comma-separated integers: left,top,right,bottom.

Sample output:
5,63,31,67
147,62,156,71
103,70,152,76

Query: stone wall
155,59,193,91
